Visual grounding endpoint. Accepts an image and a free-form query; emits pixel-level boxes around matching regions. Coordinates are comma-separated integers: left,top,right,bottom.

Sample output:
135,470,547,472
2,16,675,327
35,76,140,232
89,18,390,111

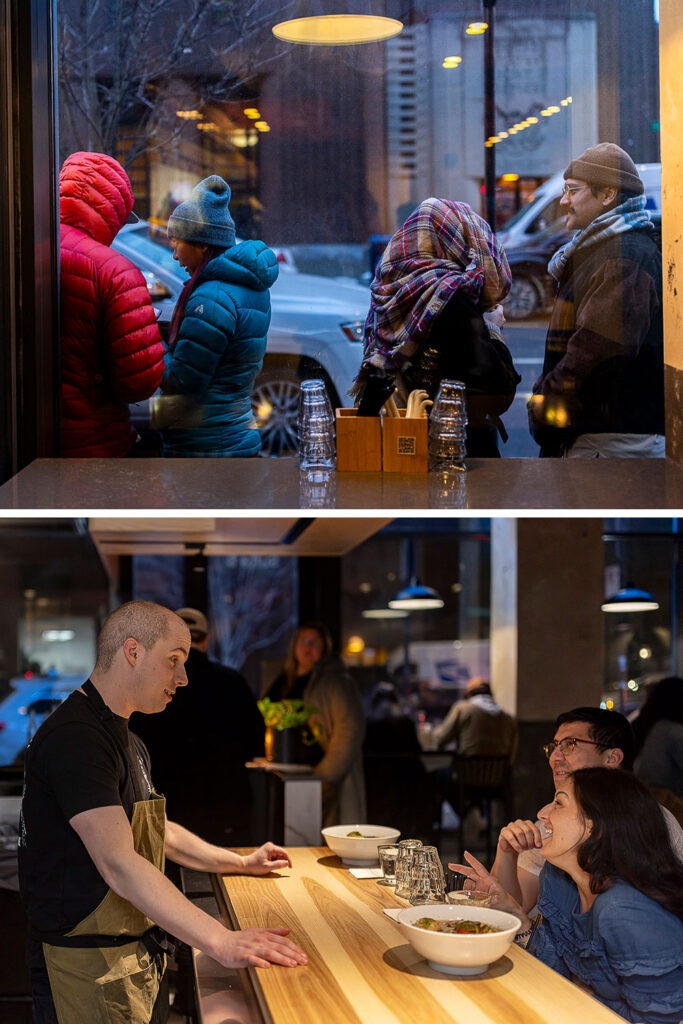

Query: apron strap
35,924,171,955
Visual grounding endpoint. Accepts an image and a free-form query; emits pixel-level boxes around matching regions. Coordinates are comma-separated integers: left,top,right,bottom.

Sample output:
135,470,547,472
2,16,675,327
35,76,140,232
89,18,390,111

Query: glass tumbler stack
297,379,336,470
428,379,468,472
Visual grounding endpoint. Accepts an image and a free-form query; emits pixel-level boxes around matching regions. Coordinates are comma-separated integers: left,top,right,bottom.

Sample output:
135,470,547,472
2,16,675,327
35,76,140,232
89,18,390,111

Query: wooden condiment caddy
336,408,428,473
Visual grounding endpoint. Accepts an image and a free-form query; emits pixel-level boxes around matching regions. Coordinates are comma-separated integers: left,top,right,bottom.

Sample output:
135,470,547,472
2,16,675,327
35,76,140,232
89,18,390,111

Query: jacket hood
59,151,135,246
203,240,279,291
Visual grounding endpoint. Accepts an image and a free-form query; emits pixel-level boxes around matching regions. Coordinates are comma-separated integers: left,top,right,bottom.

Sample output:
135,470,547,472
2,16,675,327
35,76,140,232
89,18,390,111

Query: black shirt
18,681,153,937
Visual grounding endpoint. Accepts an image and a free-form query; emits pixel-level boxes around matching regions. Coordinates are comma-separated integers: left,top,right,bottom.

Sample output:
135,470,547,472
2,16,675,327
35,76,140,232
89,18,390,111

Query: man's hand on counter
239,842,293,875
215,926,308,970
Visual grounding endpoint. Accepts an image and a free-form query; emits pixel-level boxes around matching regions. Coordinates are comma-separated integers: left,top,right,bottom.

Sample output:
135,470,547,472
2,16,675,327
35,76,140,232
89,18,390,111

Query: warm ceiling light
527,116,539,124
442,55,462,68
272,14,403,46
176,109,203,120
466,21,488,34
254,121,271,132
501,173,520,182
197,122,219,131
244,107,261,119
546,105,561,114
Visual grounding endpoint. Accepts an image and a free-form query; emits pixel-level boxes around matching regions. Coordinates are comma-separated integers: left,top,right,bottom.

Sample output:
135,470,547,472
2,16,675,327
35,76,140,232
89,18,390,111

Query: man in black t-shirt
19,600,307,1024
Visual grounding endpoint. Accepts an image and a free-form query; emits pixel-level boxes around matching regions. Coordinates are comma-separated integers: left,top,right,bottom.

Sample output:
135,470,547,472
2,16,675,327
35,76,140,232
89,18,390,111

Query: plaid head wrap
359,198,511,378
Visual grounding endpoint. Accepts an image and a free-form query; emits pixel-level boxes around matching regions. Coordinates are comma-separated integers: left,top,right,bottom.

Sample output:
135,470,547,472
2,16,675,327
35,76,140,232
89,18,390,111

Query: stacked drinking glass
428,379,468,472
297,379,336,470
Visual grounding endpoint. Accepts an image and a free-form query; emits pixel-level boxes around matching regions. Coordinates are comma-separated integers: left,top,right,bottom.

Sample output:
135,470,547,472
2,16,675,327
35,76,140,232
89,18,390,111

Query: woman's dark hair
282,621,333,692
572,767,683,920
555,707,635,769
632,677,683,754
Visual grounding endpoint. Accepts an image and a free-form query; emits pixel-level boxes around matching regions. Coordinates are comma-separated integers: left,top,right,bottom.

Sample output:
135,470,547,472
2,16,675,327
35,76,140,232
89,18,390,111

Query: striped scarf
359,198,511,377
548,195,653,283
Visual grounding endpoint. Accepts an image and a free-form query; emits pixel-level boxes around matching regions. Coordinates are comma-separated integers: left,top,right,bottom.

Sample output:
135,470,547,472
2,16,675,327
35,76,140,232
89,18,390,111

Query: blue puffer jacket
160,241,278,456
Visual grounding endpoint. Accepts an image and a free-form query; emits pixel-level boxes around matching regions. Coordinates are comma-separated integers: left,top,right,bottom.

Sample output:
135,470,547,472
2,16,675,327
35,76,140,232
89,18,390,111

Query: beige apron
42,794,167,1024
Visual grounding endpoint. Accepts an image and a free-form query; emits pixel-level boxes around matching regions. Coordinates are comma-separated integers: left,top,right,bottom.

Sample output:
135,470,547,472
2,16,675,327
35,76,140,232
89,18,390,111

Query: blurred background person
432,677,517,838
156,175,277,457
262,622,366,827
432,677,518,757
132,607,264,850
59,151,165,457
633,676,683,824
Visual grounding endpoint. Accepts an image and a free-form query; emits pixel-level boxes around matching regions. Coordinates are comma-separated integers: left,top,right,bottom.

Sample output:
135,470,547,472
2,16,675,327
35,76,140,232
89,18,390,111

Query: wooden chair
446,754,514,865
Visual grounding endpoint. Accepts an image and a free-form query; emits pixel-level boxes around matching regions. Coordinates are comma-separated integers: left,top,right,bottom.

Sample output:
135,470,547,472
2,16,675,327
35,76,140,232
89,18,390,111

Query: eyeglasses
543,736,601,758
561,183,590,198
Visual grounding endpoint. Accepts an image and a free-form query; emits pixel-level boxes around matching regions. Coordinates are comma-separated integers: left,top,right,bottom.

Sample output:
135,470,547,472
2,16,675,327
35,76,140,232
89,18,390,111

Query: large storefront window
54,0,661,460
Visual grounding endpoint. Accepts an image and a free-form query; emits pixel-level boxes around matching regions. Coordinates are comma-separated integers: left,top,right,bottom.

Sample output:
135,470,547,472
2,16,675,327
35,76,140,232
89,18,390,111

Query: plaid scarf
359,198,511,377
548,195,653,283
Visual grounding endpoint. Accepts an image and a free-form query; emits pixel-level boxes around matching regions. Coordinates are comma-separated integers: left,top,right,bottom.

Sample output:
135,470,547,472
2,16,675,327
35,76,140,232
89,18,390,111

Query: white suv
112,222,370,455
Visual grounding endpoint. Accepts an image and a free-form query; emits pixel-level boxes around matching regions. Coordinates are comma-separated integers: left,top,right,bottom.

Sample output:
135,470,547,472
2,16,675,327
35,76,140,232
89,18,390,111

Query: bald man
19,601,306,1024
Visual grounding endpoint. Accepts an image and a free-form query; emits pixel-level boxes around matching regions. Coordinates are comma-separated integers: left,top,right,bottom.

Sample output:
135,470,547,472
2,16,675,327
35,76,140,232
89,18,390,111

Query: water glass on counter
298,379,336,470
408,845,446,905
394,839,423,898
428,379,468,472
377,843,399,886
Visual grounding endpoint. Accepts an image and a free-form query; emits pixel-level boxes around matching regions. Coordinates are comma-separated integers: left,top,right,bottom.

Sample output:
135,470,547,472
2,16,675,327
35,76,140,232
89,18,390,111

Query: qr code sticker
397,436,416,455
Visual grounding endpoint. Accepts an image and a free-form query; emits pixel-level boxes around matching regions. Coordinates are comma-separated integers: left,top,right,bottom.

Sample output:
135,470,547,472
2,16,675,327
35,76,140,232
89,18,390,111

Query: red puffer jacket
59,151,165,456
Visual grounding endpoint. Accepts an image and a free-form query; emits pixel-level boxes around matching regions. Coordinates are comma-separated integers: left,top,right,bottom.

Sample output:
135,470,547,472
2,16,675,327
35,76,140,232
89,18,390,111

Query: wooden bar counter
214,847,622,1024
2,456,683,509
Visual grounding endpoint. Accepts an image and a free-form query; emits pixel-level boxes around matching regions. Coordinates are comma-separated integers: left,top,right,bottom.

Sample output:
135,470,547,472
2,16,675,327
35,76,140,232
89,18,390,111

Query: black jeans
29,966,58,1024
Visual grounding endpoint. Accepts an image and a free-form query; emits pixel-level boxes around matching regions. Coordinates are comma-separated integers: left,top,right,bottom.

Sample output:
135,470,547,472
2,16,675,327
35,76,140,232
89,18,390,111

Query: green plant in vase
257,698,324,764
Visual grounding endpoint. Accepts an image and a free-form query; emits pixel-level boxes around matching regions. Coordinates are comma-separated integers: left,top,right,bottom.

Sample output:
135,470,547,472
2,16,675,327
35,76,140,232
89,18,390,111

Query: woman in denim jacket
450,768,683,1024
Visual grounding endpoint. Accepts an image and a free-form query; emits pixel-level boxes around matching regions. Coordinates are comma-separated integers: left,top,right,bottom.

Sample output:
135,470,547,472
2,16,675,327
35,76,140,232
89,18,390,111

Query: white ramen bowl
396,903,521,975
321,824,401,866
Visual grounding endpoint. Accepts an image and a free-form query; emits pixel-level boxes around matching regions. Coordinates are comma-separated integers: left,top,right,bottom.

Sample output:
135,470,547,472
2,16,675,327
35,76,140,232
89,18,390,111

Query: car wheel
503,275,543,320
252,366,302,457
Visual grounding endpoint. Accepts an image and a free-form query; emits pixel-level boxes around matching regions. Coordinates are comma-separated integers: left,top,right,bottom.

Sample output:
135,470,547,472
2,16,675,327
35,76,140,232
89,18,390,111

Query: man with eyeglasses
490,706,683,912
528,142,664,458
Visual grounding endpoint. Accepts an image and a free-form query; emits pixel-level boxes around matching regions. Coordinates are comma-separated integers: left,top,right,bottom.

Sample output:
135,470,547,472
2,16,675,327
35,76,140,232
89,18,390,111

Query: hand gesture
448,851,526,921
242,842,293,875
217,926,308,969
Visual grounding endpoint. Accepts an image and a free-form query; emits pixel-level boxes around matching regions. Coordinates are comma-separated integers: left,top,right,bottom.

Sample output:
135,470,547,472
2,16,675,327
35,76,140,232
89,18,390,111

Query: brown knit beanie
564,142,644,195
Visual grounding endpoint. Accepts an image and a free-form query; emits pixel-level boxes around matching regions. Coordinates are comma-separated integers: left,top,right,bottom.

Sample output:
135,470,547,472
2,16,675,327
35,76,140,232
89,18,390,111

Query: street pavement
500,317,548,458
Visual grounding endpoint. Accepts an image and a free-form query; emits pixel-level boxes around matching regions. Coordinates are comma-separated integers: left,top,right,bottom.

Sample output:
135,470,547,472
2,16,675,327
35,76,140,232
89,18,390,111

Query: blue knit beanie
167,175,236,247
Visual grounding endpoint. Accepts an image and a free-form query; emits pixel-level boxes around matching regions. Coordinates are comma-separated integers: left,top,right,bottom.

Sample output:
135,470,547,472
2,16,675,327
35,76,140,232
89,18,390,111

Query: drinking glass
298,379,336,470
394,839,423,898
377,843,399,886
408,845,446,905
428,379,468,472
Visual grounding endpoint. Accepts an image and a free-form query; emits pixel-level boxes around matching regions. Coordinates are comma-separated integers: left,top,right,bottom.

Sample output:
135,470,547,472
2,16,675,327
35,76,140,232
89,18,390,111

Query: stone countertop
1,457,682,510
